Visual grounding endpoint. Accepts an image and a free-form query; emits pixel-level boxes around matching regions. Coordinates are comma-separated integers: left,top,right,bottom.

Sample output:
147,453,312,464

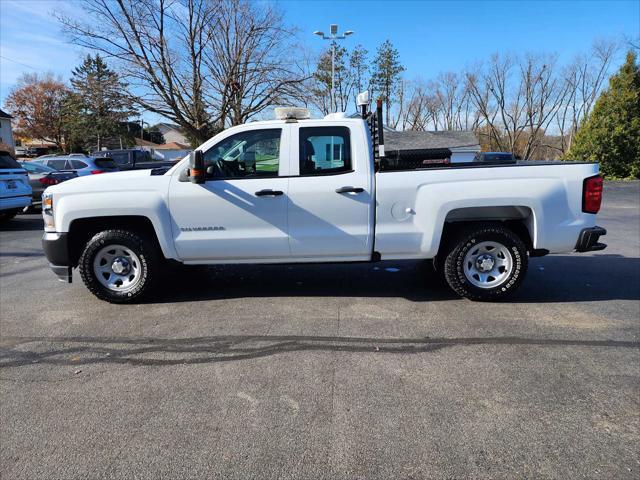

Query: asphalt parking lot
1,181,638,479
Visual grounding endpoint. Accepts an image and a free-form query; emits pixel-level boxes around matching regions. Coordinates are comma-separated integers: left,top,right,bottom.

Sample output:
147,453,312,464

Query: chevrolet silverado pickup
41,100,607,303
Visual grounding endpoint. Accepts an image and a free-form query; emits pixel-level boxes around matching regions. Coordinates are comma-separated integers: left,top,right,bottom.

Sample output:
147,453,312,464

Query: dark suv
94,149,175,171
473,152,516,164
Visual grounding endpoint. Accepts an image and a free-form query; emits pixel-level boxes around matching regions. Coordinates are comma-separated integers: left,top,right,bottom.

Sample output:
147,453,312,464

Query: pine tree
371,40,405,125
566,51,640,178
67,54,137,151
349,44,369,104
312,43,349,114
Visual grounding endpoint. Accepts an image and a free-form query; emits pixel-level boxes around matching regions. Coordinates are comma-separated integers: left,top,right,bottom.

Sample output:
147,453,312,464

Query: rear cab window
135,150,152,163
105,152,131,166
299,126,351,175
94,158,118,170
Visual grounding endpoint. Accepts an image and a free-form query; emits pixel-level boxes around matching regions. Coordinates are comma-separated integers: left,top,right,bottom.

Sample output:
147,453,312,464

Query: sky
1,0,638,124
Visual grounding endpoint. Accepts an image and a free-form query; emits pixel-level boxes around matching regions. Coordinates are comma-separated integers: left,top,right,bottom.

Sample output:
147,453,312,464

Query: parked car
33,154,59,161
20,161,77,209
94,149,176,171
0,152,32,221
473,152,516,163
15,146,37,158
41,103,606,303
36,156,119,176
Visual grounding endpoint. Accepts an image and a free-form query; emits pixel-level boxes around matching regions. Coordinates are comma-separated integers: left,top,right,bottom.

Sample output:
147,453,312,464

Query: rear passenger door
286,124,374,260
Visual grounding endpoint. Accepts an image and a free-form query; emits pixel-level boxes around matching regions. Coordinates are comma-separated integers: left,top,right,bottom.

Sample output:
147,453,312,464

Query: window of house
299,127,351,175
204,129,281,179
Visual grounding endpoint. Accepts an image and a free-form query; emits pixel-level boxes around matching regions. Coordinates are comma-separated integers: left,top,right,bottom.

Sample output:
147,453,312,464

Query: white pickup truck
41,102,606,303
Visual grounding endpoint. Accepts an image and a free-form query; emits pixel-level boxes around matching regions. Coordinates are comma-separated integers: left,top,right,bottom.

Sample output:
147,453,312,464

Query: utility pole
314,25,353,113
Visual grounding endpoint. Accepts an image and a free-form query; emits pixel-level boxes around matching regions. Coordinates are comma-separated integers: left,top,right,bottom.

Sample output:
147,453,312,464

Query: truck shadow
152,254,639,304
0,215,43,232
1,334,638,368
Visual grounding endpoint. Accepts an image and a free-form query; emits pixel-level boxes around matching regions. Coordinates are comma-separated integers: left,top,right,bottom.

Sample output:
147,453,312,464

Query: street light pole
314,25,353,113
331,41,335,111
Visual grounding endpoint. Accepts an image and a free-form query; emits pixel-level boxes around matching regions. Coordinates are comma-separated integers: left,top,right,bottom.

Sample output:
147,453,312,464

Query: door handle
335,186,364,194
255,189,284,196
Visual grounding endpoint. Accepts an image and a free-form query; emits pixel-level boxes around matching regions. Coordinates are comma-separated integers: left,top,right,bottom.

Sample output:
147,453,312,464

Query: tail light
91,170,105,174
39,177,59,186
583,175,603,214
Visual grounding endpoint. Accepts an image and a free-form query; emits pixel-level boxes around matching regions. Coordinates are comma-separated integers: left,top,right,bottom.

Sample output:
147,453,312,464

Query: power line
0,55,40,71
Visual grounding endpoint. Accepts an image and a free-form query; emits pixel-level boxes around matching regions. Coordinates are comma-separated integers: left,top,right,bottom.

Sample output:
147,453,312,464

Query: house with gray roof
384,129,481,163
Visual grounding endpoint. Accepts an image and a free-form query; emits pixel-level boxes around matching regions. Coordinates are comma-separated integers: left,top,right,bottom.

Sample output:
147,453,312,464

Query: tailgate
0,169,32,197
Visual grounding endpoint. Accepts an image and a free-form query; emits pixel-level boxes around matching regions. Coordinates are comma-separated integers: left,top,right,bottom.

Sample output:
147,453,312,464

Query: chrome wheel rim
463,241,513,289
93,244,142,292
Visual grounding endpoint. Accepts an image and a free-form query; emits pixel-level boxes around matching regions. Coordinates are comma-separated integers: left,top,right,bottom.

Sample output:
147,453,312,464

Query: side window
71,160,87,169
48,159,69,170
135,150,152,162
299,127,351,175
203,129,281,179
109,152,130,165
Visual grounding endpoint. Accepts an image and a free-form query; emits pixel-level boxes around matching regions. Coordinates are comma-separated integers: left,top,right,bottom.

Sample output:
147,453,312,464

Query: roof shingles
384,130,480,152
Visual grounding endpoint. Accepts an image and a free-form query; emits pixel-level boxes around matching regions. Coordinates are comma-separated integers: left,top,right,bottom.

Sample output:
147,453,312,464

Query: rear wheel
443,224,528,301
78,229,160,303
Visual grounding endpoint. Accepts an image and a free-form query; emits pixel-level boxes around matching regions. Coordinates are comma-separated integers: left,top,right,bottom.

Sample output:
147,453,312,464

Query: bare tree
554,40,618,154
58,0,216,144
465,53,566,159
58,0,306,145
203,0,308,127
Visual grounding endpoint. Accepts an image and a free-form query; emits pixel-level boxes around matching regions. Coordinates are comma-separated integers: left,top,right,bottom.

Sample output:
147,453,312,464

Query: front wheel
443,224,528,301
78,229,160,303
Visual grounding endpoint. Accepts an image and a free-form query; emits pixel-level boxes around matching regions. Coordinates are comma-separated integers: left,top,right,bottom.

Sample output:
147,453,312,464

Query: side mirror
188,150,205,184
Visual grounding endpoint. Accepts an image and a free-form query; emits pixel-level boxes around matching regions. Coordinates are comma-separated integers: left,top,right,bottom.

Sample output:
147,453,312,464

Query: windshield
0,152,23,169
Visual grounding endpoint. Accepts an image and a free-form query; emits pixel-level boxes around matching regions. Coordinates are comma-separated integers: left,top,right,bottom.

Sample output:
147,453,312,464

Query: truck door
286,124,374,260
169,126,291,261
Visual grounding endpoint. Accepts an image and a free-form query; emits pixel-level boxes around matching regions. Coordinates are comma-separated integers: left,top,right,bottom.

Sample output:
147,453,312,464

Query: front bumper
575,226,607,252
42,232,72,283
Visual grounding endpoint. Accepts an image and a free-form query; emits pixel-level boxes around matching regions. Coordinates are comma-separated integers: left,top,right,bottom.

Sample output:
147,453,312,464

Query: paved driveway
1,181,638,479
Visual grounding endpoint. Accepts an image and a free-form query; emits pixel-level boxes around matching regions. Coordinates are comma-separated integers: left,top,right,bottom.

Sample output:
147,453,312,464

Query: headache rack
362,98,451,172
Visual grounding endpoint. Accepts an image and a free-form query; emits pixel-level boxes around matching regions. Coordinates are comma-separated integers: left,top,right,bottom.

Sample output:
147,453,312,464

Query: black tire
78,229,161,303
443,224,528,301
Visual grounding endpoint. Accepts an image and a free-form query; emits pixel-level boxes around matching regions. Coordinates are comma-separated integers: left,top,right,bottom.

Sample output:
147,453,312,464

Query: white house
0,109,15,154
154,123,190,146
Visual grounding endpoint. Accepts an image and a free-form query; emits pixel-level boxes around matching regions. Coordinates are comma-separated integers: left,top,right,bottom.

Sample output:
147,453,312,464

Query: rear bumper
0,195,32,212
42,232,72,283
575,226,607,252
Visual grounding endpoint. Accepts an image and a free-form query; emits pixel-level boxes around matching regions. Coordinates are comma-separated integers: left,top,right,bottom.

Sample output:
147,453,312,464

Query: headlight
42,192,55,231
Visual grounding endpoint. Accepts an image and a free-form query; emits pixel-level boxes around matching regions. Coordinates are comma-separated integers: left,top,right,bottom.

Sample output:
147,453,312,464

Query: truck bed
374,160,600,259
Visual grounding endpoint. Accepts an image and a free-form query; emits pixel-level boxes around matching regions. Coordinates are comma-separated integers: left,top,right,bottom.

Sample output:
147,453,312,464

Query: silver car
20,161,77,209
35,155,119,176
